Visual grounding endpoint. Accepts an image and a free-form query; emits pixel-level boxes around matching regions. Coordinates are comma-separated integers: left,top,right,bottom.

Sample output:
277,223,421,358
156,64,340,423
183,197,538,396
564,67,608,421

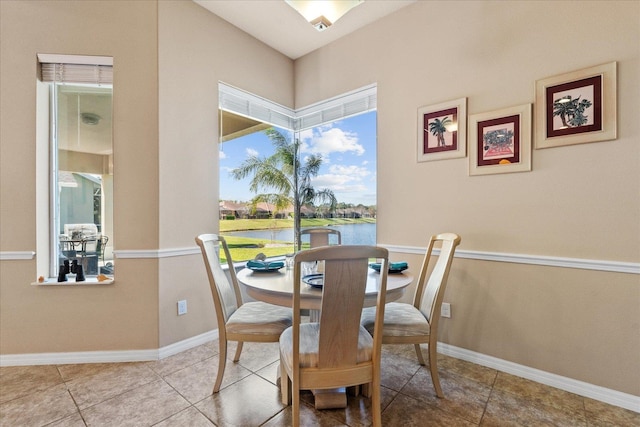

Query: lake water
223,223,376,246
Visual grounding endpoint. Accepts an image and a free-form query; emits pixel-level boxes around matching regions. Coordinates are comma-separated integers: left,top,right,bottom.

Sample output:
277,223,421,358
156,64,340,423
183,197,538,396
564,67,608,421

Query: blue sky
219,111,377,206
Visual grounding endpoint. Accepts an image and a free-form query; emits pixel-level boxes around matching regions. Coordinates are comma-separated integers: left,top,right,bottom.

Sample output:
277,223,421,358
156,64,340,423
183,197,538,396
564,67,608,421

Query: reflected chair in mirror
280,245,389,427
300,227,341,248
58,235,77,258
78,236,99,275
96,235,109,264
195,233,293,393
361,232,461,398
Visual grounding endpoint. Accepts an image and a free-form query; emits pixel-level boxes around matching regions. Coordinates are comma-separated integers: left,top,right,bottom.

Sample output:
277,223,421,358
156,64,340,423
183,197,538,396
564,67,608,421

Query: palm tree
428,116,452,147
553,95,593,128
231,128,337,250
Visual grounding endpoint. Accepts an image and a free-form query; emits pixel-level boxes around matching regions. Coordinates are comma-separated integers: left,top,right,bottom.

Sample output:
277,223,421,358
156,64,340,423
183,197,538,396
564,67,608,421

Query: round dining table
236,266,414,310
236,265,415,409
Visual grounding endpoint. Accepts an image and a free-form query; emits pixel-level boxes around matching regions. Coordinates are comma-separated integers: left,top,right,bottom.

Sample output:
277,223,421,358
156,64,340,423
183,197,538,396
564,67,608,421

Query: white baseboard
0,330,219,367
437,342,640,413
157,329,219,359
1,331,637,413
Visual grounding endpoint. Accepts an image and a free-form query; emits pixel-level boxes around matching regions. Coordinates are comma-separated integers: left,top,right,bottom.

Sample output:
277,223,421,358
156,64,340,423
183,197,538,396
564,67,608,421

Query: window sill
31,277,114,286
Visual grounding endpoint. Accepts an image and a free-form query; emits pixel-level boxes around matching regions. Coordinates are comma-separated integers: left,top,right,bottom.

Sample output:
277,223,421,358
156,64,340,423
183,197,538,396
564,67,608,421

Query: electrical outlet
441,303,451,318
177,300,187,315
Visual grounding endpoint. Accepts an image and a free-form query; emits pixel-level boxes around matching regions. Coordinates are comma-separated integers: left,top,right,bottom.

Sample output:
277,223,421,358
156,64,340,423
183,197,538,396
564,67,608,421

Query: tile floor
1,341,638,426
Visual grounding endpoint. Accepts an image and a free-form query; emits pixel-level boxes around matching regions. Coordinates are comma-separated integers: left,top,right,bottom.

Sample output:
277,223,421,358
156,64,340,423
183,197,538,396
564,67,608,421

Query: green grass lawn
219,217,375,262
219,217,375,232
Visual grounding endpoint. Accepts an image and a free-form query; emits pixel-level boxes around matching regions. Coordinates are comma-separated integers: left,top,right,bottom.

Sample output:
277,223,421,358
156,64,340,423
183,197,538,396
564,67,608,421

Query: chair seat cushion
361,302,430,337
279,323,373,369
226,302,292,336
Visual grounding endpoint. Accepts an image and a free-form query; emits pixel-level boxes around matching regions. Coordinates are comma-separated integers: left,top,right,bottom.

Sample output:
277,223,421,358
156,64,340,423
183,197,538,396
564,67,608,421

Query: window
38,55,114,279
218,83,377,262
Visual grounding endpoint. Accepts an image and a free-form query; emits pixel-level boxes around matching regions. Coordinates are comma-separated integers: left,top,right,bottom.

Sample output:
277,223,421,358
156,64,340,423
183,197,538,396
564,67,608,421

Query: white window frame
38,54,113,278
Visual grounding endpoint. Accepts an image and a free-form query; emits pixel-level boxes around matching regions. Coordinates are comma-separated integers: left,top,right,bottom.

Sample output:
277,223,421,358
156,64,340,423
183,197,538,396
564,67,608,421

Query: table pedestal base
313,388,347,409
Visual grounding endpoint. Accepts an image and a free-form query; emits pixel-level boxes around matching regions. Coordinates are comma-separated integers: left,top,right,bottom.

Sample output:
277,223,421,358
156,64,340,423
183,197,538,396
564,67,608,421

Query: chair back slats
301,227,342,248
318,258,369,368
415,233,461,323
196,234,241,323
293,245,387,369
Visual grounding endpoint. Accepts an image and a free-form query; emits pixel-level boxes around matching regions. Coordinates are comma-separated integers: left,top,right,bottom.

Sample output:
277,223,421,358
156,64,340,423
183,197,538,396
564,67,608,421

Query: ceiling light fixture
285,0,364,31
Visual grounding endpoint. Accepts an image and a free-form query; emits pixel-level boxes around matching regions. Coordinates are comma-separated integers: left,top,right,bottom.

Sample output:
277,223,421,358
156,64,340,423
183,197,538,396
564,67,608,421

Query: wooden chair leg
280,358,291,405
371,378,382,427
233,341,243,362
414,343,426,365
428,339,443,398
292,376,300,427
213,338,227,393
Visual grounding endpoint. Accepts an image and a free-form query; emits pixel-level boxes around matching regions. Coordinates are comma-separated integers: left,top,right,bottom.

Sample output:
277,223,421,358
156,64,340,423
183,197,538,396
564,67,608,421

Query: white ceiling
193,0,416,60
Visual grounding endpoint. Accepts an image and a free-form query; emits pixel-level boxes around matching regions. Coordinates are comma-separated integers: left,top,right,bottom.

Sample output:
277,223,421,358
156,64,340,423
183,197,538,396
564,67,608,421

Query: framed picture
469,103,532,176
535,62,616,149
417,97,466,162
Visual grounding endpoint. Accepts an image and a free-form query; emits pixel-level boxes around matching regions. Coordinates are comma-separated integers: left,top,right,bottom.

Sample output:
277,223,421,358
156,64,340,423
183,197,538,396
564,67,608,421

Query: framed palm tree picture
535,62,616,149
417,97,466,162
469,103,532,176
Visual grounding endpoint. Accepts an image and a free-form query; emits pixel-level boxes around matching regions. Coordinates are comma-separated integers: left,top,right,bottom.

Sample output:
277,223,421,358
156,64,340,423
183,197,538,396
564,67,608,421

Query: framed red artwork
417,98,466,162
469,104,532,176
535,62,616,149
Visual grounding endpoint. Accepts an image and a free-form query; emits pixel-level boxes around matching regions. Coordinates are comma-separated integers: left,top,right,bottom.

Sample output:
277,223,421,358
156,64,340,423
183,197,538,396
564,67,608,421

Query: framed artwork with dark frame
417,97,466,162
469,103,532,176
535,62,616,149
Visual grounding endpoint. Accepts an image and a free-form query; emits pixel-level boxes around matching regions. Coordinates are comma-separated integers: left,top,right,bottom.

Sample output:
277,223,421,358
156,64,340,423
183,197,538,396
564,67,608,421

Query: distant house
219,201,249,219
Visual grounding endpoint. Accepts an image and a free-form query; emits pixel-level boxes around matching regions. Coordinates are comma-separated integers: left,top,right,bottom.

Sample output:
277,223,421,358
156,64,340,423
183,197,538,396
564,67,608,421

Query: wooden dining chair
195,233,293,393
300,227,341,248
361,232,461,398
280,245,389,427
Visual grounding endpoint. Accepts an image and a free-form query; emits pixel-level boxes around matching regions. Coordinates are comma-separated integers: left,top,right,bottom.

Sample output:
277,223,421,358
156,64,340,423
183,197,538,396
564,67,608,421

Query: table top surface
237,267,414,309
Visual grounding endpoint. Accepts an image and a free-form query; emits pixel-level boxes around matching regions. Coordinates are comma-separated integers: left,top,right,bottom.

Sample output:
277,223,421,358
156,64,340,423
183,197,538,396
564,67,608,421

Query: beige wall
156,0,294,346
0,0,638,399
295,1,640,395
0,1,293,352
1,0,161,353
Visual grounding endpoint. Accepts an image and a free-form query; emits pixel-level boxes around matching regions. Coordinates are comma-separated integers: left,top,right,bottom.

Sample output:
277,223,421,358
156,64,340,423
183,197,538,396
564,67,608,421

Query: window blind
219,82,376,132
38,54,113,85
295,84,377,131
219,83,295,130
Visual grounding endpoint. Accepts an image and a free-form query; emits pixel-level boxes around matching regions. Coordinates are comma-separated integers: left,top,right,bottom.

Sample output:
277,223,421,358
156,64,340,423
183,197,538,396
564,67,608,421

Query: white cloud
302,127,365,157
246,148,259,157
311,164,372,196
219,150,227,159
328,164,371,179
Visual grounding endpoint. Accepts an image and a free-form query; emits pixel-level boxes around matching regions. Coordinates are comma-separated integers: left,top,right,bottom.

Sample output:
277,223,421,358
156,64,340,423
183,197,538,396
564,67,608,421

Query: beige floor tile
436,353,498,386
67,362,160,409
228,341,281,372
584,397,640,426
482,388,586,427
81,379,190,427
380,351,421,391
401,367,492,424
255,359,281,386
164,355,252,404
154,406,216,426
0,365,63,404
148,341,217,377
195,374,285,426
46,411,87,427
2,343,636,427
493,372,585,417
382,393,476,426
262,400,348,427
0,383,77,426
57,362,125,382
